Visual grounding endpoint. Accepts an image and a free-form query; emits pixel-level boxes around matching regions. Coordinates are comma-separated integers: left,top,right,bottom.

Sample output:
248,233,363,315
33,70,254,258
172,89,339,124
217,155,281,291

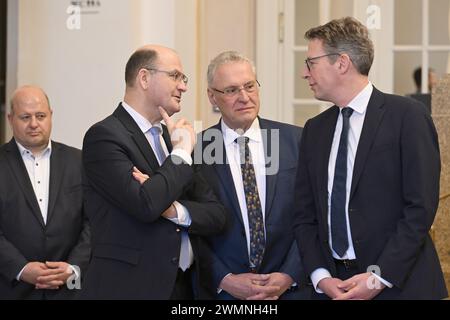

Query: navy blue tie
331,107,354,257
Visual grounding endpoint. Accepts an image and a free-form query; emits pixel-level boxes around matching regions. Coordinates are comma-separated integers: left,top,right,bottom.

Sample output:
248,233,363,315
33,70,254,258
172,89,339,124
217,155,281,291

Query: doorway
256,0,450,126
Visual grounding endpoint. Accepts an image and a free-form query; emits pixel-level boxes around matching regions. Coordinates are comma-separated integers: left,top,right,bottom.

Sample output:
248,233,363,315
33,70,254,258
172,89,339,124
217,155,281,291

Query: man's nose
237,88,250,101
177,81,187,92
29,116,38,127
302,65,311,79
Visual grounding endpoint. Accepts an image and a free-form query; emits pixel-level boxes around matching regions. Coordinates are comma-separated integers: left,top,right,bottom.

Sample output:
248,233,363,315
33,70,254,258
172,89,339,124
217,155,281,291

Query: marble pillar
432,74,450,292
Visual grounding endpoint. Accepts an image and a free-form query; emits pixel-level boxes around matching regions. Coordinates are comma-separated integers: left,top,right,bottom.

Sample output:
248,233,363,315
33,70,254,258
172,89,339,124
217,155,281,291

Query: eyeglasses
145,68,188,85
304,53,341,71
210,80,260,97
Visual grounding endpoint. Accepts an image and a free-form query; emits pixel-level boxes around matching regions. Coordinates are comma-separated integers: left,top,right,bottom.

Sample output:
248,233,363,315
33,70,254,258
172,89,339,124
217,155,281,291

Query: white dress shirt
123,102,194,269
310,83,394,292
221,118,267,258
16,141,52,224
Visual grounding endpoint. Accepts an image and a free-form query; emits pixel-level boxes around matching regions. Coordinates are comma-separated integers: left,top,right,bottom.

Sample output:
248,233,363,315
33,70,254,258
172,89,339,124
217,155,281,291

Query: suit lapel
318,107,340,221
162,125,173,153
214,162,244,226
46,141,63,225
350,88,386,199
259,118,277,219
4,139,45,228
207,122,244,227
113,104,160,170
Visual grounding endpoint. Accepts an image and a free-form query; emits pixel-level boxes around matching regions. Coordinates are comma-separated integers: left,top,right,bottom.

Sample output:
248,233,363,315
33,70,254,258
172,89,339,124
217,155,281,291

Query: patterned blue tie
149,126,167,165
237,137,265,271
331,107,354,257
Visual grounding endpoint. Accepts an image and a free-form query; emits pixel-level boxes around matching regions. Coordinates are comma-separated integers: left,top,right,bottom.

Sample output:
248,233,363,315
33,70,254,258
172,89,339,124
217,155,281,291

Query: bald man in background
0,86,90,299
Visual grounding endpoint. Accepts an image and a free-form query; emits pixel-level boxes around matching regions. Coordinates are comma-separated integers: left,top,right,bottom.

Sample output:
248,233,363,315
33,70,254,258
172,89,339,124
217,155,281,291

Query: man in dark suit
406,67,438,114
294,17,448,300
195,51,310,300
81,45,226,300
0,86,90,299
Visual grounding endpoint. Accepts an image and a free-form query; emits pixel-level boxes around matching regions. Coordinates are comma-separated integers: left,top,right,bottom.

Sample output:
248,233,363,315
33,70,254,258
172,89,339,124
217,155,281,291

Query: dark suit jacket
196,118,310,300
294,87,448,299
0,139,91,300
80,104,226,300
407,94,431,114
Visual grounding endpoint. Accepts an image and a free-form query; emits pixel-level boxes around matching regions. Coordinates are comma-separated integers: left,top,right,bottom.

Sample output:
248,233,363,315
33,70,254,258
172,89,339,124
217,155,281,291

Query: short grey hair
207,51,256,86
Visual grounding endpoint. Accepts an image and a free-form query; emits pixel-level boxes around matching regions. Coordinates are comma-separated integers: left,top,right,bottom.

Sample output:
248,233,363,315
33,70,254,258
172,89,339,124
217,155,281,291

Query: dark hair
305,17,374,76
125,49,158,87
413,67,422,89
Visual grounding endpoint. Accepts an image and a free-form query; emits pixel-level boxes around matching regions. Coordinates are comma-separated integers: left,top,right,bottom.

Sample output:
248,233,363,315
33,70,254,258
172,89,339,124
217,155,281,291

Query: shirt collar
343,82,373,115
221,117,262,147
16,140,52,158
122,101,162,134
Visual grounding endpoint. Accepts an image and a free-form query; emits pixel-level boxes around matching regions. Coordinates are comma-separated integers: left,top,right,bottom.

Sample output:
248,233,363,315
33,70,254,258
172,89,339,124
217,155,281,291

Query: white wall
256,0,282,121
6,0,198,149
198,0,256,129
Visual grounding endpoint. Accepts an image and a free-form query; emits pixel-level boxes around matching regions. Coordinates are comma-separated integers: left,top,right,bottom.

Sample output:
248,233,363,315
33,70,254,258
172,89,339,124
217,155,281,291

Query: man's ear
137,68,150,90
207,88,217,106
338,54,352,73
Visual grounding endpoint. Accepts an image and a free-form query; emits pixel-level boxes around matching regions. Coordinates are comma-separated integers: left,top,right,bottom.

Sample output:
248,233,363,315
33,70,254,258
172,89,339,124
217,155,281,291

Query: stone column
432,74,450,292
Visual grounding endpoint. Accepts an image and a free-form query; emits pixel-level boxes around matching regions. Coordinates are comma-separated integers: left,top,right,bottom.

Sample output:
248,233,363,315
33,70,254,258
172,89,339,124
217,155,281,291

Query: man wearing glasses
195,51,310,300
294,17,447,299
81,45,226,299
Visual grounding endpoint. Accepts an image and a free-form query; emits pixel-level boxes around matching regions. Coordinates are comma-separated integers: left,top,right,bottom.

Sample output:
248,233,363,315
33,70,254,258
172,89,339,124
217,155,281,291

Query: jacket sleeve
0,225,28,283
83,122,196,224
83,121,226,235
376,105,440,288
66,210,91,275
293,120,330,277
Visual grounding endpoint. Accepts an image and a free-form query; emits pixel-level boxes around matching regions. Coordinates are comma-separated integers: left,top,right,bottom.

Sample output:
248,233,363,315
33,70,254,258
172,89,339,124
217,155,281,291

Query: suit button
176,228,181,233
171,257,179,265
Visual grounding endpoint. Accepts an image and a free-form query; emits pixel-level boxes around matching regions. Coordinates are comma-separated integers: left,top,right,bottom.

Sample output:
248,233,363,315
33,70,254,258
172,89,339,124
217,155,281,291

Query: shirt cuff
171,149,192,166
69,265,80,280
310,268,332,294
218,273,233,294
16,265,27,281
371,272,393,288
167,201,192,227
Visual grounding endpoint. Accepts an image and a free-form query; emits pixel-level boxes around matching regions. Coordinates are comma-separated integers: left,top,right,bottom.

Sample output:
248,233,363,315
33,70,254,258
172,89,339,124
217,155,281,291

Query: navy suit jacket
294,87,448,299
81,104,226,299
196,118,309,299
0,139,90,300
